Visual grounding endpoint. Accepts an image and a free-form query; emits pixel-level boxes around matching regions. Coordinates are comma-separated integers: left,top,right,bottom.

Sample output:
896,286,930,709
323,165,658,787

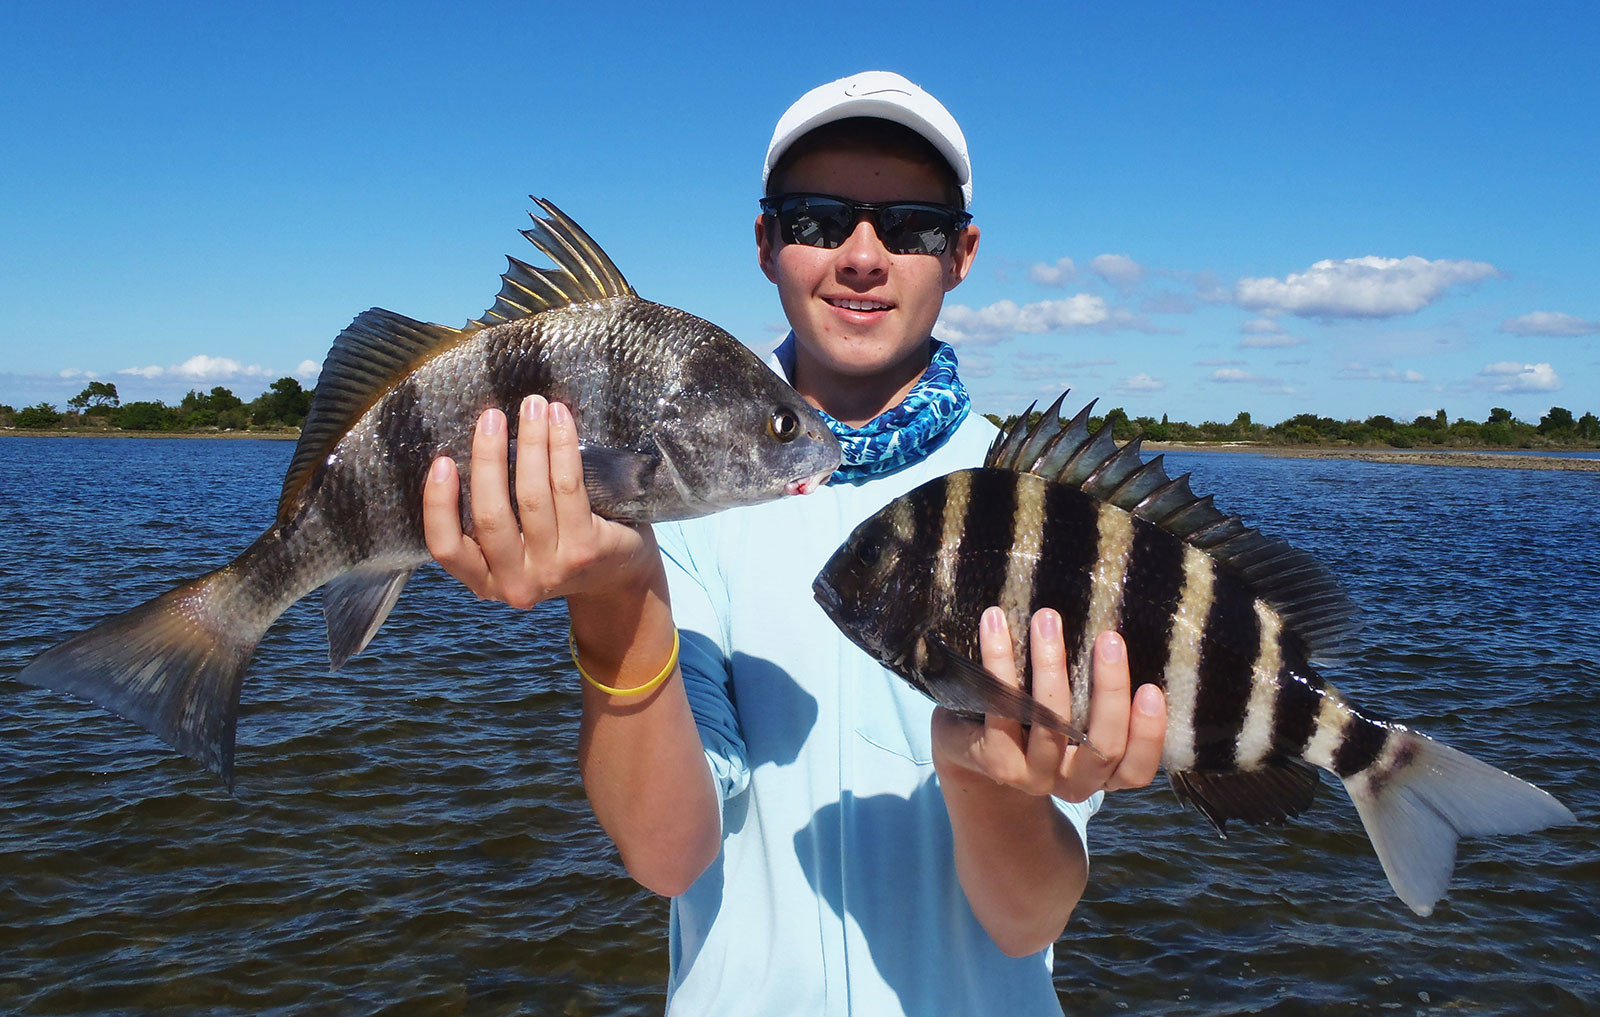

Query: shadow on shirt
792,779,992,1012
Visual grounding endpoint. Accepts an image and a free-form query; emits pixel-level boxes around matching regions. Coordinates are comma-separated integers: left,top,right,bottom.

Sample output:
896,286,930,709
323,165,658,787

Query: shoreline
1146,441,1600,472
1,428,300,441
5,430,1598,471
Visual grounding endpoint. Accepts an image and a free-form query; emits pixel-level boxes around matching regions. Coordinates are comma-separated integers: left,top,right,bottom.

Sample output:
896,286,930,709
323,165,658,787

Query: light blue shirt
656,409,1102,1016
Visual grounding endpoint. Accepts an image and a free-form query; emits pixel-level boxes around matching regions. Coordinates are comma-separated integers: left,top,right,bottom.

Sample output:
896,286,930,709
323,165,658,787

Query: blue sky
3,2,1595,426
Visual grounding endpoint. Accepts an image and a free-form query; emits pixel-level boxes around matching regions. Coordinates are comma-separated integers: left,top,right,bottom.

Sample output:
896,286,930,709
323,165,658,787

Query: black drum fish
812,393,1572,915
17,198,841,787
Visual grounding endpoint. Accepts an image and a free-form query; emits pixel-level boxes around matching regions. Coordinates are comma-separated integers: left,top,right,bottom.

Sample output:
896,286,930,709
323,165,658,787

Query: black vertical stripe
484,320,554,420
374,378,435,543
951,469,1022,618
1270,649,1326,758
1119,519,1186,691
1191,573,1259,770
1332,716,1391,778
1028,484,1102,686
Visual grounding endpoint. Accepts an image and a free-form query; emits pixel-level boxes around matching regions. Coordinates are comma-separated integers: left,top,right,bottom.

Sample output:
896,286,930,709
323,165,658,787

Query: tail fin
1344,730,1575,916
15,568,278,789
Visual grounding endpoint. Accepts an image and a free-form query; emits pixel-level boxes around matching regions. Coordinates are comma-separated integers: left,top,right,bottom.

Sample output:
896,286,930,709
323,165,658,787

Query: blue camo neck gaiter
773,333,972,484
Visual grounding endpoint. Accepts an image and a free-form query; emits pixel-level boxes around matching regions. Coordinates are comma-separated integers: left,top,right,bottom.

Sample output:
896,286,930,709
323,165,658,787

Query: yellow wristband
569,626,679,698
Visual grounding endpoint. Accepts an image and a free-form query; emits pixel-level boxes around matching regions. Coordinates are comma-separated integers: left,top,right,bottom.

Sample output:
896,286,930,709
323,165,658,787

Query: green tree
17,402,64,428
251,377,312,427
68,381,120,412
1488,406,1515,425
1538,406,1575,436
117,400,180,431
1578,412,1599,441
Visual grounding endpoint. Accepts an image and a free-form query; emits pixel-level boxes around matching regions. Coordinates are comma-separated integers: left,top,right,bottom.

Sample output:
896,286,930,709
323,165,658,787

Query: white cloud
58,368,99,379
1499,311,1600,337
1235,255,1499,318
1240,317,1284,335
117,354,280,382
938,295,1110,345
295,359,321,381
1478,361,1562,392
1208,367,1295,394
1028,257,1077,286
1090,253,1146,289
1334,362,1428,384
1239,333,1308,349
1116,372,1166,393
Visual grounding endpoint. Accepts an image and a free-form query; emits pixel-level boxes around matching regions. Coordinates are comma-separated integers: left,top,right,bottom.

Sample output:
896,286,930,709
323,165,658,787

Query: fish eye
768,408,800,443
854,537,882,568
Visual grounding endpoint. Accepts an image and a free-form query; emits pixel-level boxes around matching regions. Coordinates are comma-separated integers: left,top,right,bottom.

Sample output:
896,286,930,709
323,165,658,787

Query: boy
423,71,1166,1015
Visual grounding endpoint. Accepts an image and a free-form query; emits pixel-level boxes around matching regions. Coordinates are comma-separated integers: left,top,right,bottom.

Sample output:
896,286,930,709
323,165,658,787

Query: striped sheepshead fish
18,198,841,788
812,393,1574,915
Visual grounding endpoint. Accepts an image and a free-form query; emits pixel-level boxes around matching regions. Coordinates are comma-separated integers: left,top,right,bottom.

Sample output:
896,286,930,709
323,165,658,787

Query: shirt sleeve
657,520,750,807
1052,790,1104,865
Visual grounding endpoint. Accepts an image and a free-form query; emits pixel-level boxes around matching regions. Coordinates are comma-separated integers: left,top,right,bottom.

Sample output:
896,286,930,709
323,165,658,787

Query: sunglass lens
780,197,849,248
879,206,953,256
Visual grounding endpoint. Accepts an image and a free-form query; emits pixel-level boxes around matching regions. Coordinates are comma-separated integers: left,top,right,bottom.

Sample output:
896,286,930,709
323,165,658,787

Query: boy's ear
756,214,780,283
944,224,980,292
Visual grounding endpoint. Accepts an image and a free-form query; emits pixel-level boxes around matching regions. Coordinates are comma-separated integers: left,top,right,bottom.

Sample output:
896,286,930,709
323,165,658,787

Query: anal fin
1168,758,1321,837
323,567,416,670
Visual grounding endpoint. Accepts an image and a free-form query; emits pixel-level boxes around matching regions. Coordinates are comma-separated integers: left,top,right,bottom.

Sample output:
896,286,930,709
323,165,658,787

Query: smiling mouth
826,298,893,312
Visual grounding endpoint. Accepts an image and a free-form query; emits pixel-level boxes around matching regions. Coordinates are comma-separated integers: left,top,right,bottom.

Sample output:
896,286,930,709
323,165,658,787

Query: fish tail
15,547,290,789
1342,728,1575,916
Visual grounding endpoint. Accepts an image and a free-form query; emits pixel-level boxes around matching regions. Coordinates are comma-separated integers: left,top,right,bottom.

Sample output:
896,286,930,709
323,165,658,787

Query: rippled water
2,437,1596,1016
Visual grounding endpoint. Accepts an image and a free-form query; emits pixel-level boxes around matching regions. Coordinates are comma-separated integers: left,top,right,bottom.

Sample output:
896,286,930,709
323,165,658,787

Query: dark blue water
2,437,1596,1016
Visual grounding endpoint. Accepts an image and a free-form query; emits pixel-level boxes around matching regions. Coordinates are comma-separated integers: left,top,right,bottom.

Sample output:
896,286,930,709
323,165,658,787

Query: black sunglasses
759,193,972,256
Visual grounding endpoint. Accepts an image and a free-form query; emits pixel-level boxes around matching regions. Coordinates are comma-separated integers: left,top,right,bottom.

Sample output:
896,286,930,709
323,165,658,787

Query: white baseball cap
763,71,973,208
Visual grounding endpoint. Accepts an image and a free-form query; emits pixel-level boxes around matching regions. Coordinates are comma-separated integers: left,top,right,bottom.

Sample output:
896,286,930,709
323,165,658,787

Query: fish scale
17,198,840,787
813,390,1573,916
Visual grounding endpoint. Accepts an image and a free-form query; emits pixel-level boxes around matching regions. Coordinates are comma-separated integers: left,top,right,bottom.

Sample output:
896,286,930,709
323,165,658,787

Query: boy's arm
423,395,721,896
932,609,1166,956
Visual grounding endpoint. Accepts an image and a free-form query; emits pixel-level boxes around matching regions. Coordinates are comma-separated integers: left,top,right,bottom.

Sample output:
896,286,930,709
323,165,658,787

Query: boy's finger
1025,610,1074,774
512,395,557,558
546,402,596,549
468,408,524,568
422,456,489,588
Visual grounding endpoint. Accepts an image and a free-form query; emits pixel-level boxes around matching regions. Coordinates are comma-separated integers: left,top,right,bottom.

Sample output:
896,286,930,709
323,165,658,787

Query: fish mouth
786,468,835,496
812,575,842,618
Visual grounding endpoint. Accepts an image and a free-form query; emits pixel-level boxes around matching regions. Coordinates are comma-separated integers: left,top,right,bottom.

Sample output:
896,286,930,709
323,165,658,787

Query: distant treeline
987,405,1600,449
5,382,1597,449
1,379,312,432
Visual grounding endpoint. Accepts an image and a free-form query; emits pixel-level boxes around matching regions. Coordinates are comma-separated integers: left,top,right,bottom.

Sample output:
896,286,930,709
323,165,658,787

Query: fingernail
1034,609,1061,638
480,409,504,436
1097,631,1125,663
522,395,545,422
982,606,1006,634
1135,682,1162,716
429,458,451,483
549,402,569,426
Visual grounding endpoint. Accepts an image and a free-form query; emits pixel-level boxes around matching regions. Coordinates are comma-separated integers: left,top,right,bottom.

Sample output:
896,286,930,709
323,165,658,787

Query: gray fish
18,198,841,787
813,392,1573,916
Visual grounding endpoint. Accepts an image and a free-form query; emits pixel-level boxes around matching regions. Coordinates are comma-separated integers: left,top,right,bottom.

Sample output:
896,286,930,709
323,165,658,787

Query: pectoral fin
578,443,659,509
922,633,1097,753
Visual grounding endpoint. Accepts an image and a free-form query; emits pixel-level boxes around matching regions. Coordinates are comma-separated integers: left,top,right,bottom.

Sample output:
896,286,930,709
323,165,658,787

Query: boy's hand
422,395,656,609
932,607,1166,801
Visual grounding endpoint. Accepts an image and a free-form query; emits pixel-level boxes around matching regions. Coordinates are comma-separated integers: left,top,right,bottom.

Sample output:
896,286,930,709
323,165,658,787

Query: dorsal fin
985,391,1358,658
467,196,634,327
280,197,632,522
279,309,464,521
